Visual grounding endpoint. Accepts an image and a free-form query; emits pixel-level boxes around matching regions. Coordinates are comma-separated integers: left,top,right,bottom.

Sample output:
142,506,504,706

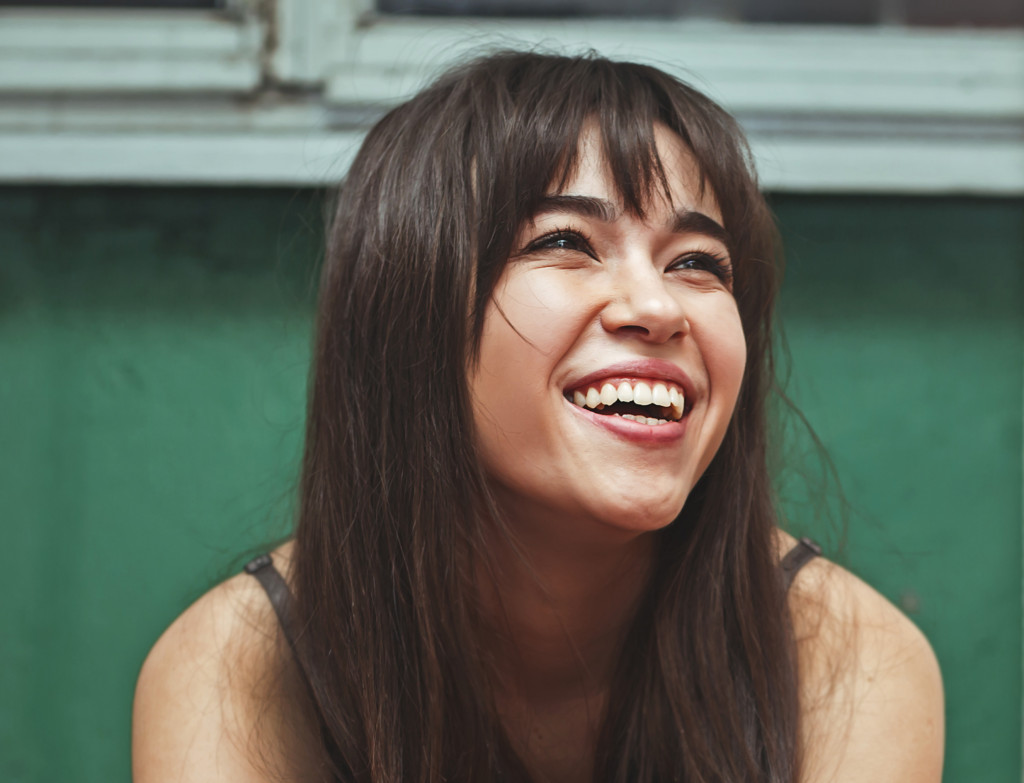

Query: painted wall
1,188,1020,781
775,195,1022,782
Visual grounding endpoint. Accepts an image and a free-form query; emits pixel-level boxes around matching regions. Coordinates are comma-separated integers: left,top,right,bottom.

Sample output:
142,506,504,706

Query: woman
132,51,944,782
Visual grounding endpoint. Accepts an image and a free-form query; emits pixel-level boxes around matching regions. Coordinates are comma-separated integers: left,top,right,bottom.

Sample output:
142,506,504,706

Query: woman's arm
132,552,318,782
791,555,945,783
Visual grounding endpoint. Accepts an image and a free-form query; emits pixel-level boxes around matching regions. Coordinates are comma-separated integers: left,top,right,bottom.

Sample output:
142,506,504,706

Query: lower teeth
618,413,668,426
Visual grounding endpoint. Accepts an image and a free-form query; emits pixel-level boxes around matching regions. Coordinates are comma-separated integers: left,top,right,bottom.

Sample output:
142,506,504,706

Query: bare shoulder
132,543,319,782
776,531,944,783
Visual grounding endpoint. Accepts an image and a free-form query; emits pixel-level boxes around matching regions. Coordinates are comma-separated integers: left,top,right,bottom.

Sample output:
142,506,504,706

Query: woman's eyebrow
534,194,732,251
534,194,617,222
672,210,733,251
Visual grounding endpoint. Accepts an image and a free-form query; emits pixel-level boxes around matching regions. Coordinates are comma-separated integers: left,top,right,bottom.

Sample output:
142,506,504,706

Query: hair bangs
513,57,688,223
466,54,756,352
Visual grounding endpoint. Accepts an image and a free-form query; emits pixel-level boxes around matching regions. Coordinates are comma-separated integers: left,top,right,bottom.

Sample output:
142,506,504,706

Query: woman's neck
484,537,654,694
477,501,657,780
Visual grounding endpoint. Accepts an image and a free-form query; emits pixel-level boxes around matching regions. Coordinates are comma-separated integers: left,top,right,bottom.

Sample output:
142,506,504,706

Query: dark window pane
0,0,221,7
377,0,1024,26
376,0,680,16
905,0,1024,26
739,0,879,24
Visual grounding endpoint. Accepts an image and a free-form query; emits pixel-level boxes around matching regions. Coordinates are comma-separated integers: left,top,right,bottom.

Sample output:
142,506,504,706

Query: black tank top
244,537,822,653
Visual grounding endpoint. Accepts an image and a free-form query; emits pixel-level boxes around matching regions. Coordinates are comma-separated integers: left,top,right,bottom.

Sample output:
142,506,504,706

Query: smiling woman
131,51,944,783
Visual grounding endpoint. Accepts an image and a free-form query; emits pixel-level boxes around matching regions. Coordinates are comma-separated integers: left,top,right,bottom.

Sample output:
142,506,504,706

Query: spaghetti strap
244,554,300,652
245,542,820,644
780,537,822,593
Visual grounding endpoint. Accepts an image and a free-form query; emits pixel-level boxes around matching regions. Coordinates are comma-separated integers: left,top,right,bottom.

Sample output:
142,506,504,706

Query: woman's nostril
616,324,650,337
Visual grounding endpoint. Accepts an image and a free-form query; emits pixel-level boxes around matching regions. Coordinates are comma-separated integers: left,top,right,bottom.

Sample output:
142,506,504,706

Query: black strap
780,537,822,593
244,554,300,652
246,540,820,646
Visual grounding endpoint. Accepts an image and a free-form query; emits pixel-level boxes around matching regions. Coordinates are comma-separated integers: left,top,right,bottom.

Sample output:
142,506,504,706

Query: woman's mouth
565,379,687,425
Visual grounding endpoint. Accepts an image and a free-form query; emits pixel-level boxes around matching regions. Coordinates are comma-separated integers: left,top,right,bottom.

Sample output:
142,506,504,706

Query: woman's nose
599,264,689,343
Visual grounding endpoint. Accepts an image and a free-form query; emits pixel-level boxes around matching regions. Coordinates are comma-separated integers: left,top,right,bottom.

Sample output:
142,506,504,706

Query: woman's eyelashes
523,227,596,257
668,251,733,283
520,227,733,283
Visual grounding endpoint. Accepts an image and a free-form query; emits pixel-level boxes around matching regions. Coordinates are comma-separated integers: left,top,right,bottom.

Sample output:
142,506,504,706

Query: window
0,0,1020,191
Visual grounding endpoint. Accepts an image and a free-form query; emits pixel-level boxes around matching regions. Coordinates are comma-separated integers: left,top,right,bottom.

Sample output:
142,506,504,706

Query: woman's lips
564,395,689,443
566,358,695,403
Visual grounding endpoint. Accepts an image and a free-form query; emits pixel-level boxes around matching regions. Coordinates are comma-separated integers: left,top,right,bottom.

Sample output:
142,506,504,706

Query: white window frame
0,0,1021,193
0,4,264,93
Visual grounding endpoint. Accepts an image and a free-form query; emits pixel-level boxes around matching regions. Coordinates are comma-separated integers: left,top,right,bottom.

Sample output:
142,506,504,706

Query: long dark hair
292,51,797,782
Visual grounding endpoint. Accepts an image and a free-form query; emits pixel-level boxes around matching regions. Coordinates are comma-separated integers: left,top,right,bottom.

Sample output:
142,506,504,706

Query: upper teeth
571,380,685,421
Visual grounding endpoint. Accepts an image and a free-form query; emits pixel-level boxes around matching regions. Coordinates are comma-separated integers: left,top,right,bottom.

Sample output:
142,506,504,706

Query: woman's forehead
544,123,722,224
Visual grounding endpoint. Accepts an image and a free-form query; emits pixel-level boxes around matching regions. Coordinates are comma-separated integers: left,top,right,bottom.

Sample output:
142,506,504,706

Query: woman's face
470,124,746,541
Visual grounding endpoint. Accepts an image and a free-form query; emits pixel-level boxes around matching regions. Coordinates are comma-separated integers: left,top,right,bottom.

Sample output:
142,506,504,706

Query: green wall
774,195,1022,782
1,188,1020,781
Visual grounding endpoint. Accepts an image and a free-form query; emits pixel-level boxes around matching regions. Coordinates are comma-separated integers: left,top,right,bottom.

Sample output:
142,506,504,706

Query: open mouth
565,379,687,426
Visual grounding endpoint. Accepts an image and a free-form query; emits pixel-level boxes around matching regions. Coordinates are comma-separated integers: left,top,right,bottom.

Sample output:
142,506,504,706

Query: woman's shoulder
132,542,319,782
774,530,945,782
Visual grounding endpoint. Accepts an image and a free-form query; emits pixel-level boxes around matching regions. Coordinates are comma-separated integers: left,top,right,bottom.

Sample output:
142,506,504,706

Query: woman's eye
549,236,581,250
671,252,732,282
528,230,593,255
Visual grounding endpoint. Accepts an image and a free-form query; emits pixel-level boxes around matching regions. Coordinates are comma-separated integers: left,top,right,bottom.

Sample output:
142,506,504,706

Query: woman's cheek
507,268,595,344
702,302,747,404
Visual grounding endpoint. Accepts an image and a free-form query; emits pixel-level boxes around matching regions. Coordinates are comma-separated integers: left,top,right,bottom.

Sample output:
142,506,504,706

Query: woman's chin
583,494,688,537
